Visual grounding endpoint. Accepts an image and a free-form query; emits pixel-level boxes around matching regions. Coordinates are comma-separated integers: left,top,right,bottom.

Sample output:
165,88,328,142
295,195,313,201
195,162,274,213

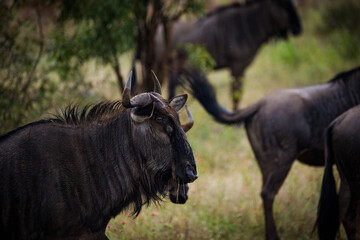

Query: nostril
186,168,198,182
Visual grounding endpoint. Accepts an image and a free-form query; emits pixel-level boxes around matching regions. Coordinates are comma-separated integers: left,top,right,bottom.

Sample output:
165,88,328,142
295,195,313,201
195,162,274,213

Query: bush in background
318,0,360,60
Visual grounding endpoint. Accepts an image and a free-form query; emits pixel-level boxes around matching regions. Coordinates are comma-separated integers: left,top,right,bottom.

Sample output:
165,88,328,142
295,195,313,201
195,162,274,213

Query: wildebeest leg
341,177,360,240
338,169,358,239
338,177,351,225
230,63,248,111
260,160,293,240
248,134,296,240
342,197,360,240
231,75,244,111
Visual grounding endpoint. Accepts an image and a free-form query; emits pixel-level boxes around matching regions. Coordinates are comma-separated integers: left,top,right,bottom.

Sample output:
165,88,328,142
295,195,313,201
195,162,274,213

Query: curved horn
182,105,194,132
151,70,162,95
122,71,134,108
123,71,154,108
129,93,152,107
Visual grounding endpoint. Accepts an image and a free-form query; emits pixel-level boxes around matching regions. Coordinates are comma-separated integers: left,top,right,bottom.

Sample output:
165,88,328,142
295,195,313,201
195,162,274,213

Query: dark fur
317,105,360,240
189,66,360,239
0,98,196,239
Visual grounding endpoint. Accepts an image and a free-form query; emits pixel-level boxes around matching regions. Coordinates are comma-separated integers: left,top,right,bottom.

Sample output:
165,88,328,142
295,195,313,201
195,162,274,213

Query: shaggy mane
329,66,360,83
50,101,125,125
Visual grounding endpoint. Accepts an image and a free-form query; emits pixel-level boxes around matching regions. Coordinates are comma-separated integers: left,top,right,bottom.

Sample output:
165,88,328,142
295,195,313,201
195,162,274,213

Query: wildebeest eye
156,117,163,123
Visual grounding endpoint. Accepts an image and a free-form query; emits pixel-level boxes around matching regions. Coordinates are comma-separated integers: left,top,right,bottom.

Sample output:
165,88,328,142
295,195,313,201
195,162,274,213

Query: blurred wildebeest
155,0,302,110
184,66,360,240
317,105,360,240
0,71,197,240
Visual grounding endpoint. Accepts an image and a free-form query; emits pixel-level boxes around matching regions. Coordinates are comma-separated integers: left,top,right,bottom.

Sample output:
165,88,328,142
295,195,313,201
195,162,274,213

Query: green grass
103,4,358,240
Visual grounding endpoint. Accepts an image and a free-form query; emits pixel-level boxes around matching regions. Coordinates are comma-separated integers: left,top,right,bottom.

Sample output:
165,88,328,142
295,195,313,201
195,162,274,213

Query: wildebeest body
0,73,197,240
189,66,360,239
155,0,302,108
317,105,360,240
164,4,270,68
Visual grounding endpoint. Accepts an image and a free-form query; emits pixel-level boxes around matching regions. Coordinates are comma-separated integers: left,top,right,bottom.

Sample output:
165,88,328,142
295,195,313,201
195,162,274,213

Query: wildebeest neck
79,112,169,216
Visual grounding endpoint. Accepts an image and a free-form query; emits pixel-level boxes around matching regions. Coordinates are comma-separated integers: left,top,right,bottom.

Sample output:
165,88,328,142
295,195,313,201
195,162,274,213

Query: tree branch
21,5,45,95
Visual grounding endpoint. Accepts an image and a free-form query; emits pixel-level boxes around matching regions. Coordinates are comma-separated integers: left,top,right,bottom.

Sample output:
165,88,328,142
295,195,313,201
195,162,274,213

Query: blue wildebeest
317,105,360,240
0,71,197,240
182,66,360,239
155,0,302,110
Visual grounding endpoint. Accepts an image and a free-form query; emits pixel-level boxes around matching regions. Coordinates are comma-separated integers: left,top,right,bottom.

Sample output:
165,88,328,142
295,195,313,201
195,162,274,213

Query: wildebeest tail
316,124,339,240
177,67,259,124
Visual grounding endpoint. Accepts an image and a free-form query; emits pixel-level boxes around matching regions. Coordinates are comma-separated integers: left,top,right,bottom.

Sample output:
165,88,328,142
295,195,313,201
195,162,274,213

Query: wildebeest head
122,71,197,197
268,0,302,37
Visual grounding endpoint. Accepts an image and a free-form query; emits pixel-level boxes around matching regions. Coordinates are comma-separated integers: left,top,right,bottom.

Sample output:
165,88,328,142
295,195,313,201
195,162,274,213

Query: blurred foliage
271,39,301,68
161,0,206,18
317,0,360,60
319,0,360,35
0,1,100,134
329,29,360,60
0,1,53,133
0,0,206,134
50,0,139,80
269,0,360,73
184,43,216,73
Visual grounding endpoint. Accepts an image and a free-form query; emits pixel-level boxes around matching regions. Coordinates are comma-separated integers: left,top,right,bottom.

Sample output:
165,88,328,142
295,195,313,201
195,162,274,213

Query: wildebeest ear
170,94,188,112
